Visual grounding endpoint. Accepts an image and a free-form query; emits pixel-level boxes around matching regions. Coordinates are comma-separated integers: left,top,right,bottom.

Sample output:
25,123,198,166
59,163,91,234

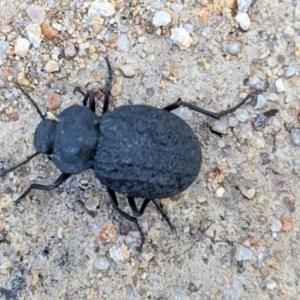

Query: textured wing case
94,105,202,199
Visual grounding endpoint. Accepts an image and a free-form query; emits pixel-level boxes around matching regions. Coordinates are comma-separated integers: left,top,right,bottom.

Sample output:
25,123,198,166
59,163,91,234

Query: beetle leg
163,93,256,119
15,173,71,204
107,188,145,252
74,87,96,113
149,200,175,231
82,91,96,112
102,56,113,114
128,197,175,231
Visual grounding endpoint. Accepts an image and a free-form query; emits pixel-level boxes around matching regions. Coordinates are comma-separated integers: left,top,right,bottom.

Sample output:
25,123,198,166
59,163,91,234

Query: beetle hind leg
107,189,145,252
128,197,175,231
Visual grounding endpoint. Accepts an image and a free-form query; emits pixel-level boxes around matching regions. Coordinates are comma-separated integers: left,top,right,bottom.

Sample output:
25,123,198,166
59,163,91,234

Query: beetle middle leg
14,173,71,204
163,93,256,119
127,197,174,231
106,188,145,252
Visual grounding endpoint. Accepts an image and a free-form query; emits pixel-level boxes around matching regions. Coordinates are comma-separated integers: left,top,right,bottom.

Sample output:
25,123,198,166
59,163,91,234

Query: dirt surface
1,0,300,299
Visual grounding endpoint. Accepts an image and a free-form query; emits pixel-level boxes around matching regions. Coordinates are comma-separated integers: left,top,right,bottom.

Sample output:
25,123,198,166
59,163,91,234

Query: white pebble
211,119,228,134
226,42,242,55
26,23,42,48
171,3,183,12
284,26,294,37
26,4,46,24
217,139,225,148
254,94,267,109
184,24,194,34
235,12,251,31
234,109,249,122
235,248,253,261
120,64,135,77
152,11,172,27
117,34,130,52
285,67,296,78
265,92,279,101
94,257,110,270
170,27,193,50
291,128,300,146
14,38,30,57
90,0,116,17
266,281,277,290
57,227,63,239
45,60,59,72
215,187,225,198
228,116,239,127
275,78,285,92
270,219,282,232
109,245,124,263
52,23,63,31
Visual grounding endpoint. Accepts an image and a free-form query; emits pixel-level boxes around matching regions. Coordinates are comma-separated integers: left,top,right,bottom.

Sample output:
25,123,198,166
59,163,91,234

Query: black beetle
1,57,255,251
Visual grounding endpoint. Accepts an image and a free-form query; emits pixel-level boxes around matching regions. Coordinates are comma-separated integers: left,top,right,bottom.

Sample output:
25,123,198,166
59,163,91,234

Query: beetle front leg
107,188,145,252
15,173,71,204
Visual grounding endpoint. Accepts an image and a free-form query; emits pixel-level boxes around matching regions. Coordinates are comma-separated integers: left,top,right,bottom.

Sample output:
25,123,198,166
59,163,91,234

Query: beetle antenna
16,83,44,119
1,152,39,177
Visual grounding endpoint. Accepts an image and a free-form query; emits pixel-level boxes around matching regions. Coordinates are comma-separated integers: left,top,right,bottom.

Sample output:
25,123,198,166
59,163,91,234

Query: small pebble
285,67,296,78
85,197,99,211
226,42,242,55
252,109,278,131
281,218,293,231
120,64,135,77
266,281,277,290
109,245,124,263
235,248,253,261
241,187,255,199
275,78,285,92
57,227,63,239
235,12,251,31
14,38,30,57
284,26,294,37
234,109,249,122
202,27,214,39
94,257,110,270
215,187,225,198
171,3,183,12
45,60,59,72
26,23,42,48
90,0,116,17
64,42,77,59
46,93,60,110
117,34,130,52
254,94,267,109
152,11,172,27
270,219,282,232
228,116,239,127
291,128,300,146
211,119,228,134
41,23,58,39
170,27,193,50
111,82,122,96
265,92,279,101
26,4,46,24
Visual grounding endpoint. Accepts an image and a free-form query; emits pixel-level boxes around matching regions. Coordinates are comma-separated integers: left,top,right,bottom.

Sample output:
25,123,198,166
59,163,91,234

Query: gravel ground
1,0,300,299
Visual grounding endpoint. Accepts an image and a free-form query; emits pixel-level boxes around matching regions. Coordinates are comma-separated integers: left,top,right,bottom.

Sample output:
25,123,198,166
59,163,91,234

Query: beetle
1,57,255,251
